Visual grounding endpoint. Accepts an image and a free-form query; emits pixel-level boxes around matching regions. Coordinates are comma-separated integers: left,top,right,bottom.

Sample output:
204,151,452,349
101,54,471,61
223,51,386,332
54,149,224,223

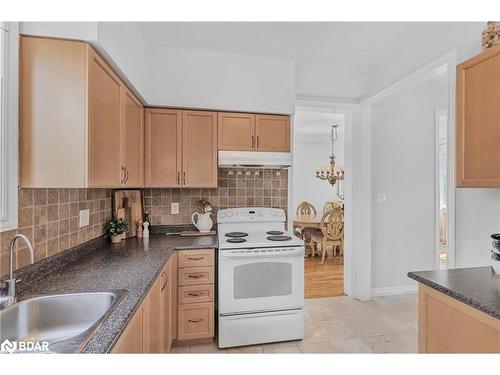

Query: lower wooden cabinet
111,306,144,354
178,302,214,341
176,249,215,343
418,284,500,353
112,249,215,353
112,255,174,353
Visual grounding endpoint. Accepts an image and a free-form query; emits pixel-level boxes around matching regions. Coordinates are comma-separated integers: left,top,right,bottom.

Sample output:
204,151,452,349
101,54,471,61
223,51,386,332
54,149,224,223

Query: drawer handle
188,319,203,323
188,274,205,279
187,257,204,261
188,292,202,297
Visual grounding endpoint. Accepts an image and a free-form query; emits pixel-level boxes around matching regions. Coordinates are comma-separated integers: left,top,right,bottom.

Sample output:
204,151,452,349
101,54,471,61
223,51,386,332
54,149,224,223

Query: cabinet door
144,108,182,187
112,307,144,353
122,89,144,187
88,49,124,187
457,46,500,187
178,302,214,341
182,111,218,187
143,276,161,353
160,258,173,353
255,114,290,152
218,112,255,150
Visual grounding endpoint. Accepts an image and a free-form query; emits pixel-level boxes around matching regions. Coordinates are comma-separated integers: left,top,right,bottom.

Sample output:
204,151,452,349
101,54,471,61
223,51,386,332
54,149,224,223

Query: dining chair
309,208,344,264
323,200,343,214
294,201,317,256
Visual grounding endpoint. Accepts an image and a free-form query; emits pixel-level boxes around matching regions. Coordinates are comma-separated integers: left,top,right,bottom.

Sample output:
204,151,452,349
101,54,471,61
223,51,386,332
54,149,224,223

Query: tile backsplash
0,169,288,276
0,188,112,276
144,169,289,225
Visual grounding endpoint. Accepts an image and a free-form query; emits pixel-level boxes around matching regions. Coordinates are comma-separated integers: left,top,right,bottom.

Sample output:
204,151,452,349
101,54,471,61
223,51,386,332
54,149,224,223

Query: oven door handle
220,251,304,260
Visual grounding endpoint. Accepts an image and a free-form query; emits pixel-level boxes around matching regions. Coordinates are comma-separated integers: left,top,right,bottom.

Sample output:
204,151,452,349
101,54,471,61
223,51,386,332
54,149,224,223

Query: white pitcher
192,212,213,233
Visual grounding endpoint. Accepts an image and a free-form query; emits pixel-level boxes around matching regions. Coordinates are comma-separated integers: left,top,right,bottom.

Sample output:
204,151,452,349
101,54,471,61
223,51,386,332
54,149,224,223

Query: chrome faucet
0,234,34,308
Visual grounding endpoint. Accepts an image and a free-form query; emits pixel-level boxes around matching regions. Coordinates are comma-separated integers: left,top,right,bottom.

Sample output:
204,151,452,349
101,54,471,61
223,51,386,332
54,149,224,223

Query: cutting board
113,190,143,238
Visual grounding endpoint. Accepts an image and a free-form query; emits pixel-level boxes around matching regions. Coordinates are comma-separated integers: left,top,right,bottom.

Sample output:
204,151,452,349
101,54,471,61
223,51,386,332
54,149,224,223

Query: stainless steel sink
0,290,126,353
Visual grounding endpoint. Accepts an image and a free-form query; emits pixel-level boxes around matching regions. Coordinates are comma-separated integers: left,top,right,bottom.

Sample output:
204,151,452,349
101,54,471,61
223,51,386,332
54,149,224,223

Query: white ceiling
138,22,483,101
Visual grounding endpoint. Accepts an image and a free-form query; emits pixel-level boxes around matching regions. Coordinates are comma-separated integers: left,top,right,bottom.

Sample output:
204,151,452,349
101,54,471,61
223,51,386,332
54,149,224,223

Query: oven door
218,247,304,315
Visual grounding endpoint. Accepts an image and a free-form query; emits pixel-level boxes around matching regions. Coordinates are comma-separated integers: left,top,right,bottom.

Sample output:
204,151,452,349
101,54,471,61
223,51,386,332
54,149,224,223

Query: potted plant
105,218,129,243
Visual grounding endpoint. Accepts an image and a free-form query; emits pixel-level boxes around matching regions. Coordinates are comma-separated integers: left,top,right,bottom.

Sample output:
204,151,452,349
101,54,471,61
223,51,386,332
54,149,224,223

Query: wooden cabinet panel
122,89,144,187
178,267,214,286
178,285,214,305
255,114,290,152
457,45,500,187
418,285,500,353
145,108,182,187
178,302,214,341
178,249,214,268
20,37,89,188
88,49,123,187
143,275,161,353
218,112,255,150
160,257,173,353
112,307,144,353
171,253,178,341
182,110,218,188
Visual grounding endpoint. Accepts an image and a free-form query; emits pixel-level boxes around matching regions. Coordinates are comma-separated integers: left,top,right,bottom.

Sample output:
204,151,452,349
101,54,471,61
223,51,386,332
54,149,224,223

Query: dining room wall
292,110,345,215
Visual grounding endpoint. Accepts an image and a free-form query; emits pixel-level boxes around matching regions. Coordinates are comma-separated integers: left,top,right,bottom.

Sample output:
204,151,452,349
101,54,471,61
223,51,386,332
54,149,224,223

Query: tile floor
171,293,418,354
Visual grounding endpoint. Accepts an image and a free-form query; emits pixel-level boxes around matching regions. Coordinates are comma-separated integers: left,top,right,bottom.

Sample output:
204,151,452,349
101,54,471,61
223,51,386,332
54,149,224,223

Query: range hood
218,151,292,169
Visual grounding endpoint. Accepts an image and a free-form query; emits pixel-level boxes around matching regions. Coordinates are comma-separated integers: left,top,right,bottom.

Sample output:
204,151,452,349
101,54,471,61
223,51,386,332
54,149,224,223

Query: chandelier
316,125,345,196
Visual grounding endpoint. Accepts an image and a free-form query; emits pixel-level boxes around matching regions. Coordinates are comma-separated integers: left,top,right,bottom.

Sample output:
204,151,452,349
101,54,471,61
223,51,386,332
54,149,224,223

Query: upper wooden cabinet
218,112,255,150
182,111,218,188
145,109,217,188
20,36,144,188
218,112,290,152
457,45,500,187
255,114,290,152
145,108,182,187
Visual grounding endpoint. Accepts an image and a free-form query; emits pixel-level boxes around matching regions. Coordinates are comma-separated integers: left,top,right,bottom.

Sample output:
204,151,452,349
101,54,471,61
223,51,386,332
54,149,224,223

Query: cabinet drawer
178,249,214,268
178,285,214,304
178,267,214,286
178,302,214,340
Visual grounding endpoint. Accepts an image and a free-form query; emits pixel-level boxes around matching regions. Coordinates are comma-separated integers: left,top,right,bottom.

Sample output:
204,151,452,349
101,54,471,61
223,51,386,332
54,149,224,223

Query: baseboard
370,285,418,297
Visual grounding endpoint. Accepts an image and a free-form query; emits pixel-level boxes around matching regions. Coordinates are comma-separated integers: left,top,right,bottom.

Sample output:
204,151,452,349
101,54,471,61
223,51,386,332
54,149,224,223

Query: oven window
234,262,292,299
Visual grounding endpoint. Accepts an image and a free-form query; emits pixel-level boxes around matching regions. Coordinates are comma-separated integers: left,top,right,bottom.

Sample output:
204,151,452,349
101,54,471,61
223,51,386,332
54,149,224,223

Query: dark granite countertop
408,267,500,320
15,233,218,353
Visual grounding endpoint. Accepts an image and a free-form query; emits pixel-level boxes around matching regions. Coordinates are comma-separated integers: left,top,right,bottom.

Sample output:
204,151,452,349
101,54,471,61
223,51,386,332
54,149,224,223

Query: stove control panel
220,247,304,258
217,207,286,223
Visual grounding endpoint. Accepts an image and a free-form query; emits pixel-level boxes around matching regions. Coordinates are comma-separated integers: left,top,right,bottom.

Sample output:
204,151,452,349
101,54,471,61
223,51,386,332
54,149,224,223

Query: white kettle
191,212,213,233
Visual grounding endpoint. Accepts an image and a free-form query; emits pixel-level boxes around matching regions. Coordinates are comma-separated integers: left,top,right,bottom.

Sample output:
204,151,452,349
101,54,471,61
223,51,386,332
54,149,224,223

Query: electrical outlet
79,209,90,227
171,202,179,215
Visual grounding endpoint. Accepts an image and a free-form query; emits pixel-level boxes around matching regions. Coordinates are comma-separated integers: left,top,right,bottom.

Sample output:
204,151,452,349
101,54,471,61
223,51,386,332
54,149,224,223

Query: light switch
377,193,387,203
171,202,179,215
79,209,90,227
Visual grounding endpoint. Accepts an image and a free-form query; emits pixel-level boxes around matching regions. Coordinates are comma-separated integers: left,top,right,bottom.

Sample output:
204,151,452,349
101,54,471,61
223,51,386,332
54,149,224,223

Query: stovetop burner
225,232,248,238
266,230,284,235
227,237,247,243
267,235,292,241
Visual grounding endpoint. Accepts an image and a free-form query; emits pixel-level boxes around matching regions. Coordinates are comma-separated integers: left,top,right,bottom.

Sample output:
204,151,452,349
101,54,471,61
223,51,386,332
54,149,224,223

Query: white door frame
434,109,450,269
293,98,358,298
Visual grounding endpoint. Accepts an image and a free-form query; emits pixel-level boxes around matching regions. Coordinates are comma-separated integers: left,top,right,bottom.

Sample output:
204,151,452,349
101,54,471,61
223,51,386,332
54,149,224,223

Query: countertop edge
407,271,500,320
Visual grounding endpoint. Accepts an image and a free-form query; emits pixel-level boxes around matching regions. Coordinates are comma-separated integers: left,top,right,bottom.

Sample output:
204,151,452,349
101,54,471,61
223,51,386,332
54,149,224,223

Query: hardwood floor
304,255,344,299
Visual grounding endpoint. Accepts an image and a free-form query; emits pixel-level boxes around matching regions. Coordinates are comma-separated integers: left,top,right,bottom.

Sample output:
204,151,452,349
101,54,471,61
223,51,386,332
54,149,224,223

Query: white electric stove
217,207,305,348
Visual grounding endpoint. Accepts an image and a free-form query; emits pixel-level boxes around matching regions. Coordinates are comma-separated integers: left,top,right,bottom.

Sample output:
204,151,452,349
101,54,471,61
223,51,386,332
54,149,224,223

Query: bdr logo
1,339,49,353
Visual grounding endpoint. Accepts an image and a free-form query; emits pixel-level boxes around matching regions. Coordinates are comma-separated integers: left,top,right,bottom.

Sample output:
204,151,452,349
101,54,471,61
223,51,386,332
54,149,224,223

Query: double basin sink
0,290,126,353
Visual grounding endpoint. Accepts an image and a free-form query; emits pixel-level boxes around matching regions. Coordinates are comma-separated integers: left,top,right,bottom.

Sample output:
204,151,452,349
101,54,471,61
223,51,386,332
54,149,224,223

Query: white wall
292,110,345,212
370,86,447,290
146,45,295,114
20,22,296,114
